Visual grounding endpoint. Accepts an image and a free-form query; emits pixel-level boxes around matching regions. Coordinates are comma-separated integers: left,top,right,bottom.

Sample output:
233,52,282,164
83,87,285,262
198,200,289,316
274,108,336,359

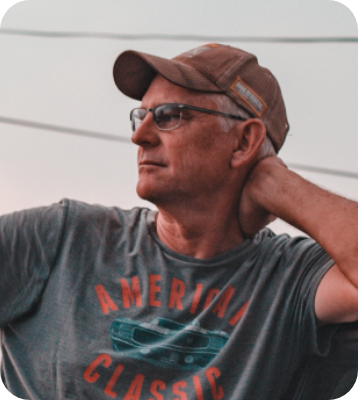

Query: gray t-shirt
0,199,335,400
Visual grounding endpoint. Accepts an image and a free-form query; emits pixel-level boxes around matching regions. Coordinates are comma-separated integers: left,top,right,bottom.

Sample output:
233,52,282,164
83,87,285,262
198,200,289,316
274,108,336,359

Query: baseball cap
113,44,289,152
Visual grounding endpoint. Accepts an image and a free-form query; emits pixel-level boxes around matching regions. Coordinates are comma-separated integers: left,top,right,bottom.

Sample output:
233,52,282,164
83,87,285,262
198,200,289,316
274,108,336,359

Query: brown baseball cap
113,43,289,152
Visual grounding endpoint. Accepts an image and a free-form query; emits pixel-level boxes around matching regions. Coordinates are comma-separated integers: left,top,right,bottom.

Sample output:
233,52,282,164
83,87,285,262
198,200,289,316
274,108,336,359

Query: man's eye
157,108,180,123
161,113,179,122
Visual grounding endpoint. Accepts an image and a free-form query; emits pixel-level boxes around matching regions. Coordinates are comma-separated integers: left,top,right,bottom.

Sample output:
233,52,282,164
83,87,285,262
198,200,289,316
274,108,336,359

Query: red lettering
103,364,124,398
149,275,161,307
212,286,235,318
123,373,145,400
205,367,224,400
192,376,203,400
190,283,203,314
149,379,166,400
94,285,118,315
172,381,187,400
83,353,112,383
120,277,142,308
229,300,249,326
169,278,185,310
203,288,220,309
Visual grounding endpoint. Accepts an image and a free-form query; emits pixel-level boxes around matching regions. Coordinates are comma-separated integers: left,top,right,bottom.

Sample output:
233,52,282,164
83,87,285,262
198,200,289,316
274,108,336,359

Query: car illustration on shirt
109,317,229,370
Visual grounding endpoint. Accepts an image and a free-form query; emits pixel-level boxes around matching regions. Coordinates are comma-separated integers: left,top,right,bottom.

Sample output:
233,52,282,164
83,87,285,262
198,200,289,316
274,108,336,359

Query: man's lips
138,161,166,167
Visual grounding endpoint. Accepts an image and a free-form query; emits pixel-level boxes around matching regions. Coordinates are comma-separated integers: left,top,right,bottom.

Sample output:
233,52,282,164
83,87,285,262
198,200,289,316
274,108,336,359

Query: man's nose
131,111,160,146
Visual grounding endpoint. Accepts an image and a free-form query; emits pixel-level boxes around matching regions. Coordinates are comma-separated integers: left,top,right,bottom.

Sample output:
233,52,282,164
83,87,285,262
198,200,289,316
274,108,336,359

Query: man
0,43,357,399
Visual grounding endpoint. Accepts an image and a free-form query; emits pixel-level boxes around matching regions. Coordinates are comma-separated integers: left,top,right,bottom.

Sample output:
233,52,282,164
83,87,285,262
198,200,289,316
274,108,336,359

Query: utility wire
0,115,357,180
0,116,131,144
1,28,357,43
287,163,358,179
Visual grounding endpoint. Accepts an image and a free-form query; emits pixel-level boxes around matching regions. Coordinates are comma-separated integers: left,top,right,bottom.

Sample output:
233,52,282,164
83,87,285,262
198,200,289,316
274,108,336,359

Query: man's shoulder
62,198,152,234
253,227,321,253
254,227,327,263
257,227,318,246
63,198,148,218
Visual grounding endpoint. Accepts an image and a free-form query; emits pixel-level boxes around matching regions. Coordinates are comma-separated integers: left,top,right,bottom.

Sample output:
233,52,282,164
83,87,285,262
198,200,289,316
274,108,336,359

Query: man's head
113,44,288,208
113,43,289,152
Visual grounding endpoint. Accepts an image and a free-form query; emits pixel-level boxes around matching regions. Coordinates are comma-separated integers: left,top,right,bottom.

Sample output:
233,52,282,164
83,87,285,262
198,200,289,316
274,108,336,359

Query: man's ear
230,119,266,169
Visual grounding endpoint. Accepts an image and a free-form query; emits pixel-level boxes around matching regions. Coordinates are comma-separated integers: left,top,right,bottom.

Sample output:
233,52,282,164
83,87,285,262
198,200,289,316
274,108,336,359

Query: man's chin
136,181,160,204
136,181,178,208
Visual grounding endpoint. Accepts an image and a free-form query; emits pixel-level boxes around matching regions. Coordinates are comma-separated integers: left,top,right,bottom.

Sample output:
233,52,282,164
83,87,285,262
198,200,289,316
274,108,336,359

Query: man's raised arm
239,156,358,326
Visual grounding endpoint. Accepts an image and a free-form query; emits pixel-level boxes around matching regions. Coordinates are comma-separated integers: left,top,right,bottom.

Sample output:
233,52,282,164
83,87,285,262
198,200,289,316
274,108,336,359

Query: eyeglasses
130,103,246,132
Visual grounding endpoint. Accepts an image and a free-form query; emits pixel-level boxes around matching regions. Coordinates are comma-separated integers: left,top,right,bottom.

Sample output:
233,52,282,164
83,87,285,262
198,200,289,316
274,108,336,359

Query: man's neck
154,202,245,260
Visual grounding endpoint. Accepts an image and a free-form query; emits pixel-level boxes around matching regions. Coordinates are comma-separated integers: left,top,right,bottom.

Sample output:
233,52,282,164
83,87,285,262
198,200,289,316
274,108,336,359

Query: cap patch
182,44,218,58
230,77,266,116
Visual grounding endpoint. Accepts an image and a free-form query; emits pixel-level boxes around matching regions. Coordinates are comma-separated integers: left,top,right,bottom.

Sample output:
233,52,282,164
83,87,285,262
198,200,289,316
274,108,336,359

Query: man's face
131,75,238,207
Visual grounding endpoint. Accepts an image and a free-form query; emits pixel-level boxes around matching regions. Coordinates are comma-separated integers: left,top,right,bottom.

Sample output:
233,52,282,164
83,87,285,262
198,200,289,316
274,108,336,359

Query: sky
0,0,357,239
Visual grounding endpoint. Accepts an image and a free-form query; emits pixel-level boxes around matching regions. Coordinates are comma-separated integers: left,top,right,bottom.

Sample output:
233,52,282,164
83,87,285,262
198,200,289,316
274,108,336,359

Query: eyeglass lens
131,109,147,132
131,105,182,132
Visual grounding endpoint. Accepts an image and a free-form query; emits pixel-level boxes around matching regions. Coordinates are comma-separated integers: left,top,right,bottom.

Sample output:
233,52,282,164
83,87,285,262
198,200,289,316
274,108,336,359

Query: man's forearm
250,159,358,288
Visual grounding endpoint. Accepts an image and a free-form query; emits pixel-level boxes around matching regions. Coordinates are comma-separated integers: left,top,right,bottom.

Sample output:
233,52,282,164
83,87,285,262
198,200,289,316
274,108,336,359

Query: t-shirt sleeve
0,200,68,327
279,235,337,356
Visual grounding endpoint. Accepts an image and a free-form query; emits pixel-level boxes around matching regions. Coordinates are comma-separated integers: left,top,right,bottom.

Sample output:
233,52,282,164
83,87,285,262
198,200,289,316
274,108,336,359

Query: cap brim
113,50,222,100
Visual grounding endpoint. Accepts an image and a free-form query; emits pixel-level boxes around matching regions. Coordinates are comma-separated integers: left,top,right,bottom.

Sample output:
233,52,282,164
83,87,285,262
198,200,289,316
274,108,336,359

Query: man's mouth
139,161,166,167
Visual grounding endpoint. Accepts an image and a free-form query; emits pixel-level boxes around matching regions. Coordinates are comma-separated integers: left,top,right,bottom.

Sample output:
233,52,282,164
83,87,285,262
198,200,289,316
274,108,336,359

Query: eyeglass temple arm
180,105,246,121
